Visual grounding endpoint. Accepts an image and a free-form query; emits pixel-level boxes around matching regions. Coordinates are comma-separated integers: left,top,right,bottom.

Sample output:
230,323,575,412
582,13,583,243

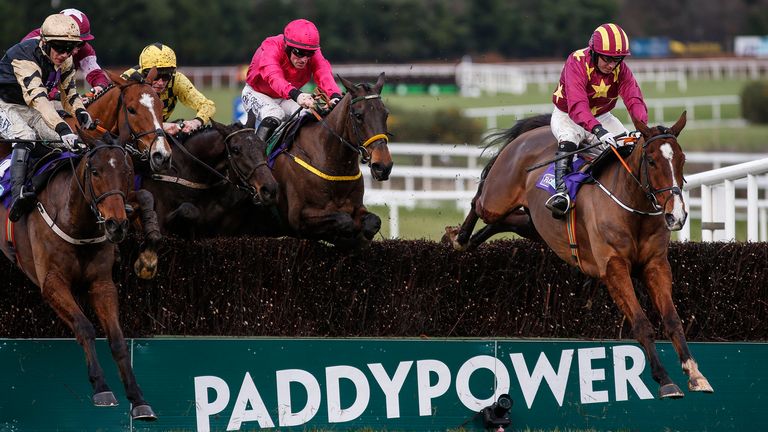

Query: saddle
535,139,636,202
0,151,79,211
266,113,316,168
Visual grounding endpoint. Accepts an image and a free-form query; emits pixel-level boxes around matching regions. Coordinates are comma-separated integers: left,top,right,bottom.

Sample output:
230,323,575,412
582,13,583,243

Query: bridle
116,83,165,160
223,127,268,198
81,144,130,224
593,130,683,215
315,89,389,165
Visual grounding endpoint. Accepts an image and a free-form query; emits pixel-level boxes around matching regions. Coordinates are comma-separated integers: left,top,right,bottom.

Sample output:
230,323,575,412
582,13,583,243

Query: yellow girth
292,156,362,181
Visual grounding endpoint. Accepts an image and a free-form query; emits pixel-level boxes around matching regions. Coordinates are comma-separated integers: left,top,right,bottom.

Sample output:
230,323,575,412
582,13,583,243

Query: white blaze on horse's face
660,143,686,222
139,92,171,158
108,157,117,169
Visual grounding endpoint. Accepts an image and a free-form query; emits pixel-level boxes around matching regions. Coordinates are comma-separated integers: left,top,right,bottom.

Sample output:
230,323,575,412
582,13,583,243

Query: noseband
639,132,683,211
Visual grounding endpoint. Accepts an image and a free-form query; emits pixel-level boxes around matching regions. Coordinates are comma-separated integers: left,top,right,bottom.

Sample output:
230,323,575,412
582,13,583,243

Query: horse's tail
479,113,552,181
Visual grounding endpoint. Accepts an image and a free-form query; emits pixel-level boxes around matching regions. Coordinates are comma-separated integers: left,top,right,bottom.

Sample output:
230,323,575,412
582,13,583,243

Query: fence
463,95,743,130
364,144,768,240
158,58,768,92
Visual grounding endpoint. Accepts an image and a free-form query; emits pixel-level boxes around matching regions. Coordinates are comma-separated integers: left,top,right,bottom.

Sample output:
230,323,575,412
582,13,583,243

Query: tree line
2,0,767,67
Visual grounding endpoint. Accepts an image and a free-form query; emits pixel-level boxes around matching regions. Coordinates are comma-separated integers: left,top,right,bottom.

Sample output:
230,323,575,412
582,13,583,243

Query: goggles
599,54,625,64
290,47,316,58
48,40,84,54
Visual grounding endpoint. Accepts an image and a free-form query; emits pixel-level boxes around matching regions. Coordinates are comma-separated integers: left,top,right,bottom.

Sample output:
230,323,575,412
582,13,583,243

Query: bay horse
0,134,156,420
80,69,173,279
445,111,714,399
140,120,278,238
249,73,392,248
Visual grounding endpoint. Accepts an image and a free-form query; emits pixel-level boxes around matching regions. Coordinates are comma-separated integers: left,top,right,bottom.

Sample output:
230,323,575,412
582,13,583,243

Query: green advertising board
0,338,765,431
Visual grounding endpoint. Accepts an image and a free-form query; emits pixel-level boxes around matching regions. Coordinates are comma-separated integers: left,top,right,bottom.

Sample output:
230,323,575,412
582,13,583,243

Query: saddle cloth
0,151,79,209
266,112,316,168
535,156,591,202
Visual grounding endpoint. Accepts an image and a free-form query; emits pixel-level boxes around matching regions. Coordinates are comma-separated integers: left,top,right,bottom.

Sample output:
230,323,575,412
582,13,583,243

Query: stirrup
545,192,571,217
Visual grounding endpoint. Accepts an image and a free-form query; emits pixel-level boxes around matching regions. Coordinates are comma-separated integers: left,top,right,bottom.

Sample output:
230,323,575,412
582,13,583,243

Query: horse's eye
353,111,363,122
127,107,136,115
90,168,100,177
646,156,656,167
231,146,241,155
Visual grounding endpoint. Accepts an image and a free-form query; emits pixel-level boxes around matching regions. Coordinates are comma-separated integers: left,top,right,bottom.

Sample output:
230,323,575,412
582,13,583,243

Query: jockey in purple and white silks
242,19,342,143
546,23,649,218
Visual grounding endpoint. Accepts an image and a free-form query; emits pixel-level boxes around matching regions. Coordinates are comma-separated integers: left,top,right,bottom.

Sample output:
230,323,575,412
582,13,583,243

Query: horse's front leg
130,189,161,280
299,208,358,247
41,271,116,406
641,258,714,394
444,193,482,251
352,206,381,241
90,279,157,420
602,256,683,399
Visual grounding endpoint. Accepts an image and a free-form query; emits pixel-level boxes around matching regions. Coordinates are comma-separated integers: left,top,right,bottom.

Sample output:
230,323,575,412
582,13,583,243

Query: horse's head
79,133,134,243
337,73,393,181
632,111,688,231
211,121,279,205
97,70,172,172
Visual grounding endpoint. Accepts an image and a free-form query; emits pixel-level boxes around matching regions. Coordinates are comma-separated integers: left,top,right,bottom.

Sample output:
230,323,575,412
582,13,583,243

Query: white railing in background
148,58,768,92
364,144,767,239
463,95,742,129
679,158,768,242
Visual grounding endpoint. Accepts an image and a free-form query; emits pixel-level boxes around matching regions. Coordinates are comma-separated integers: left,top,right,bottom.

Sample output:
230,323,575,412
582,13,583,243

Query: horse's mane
479,113,552,181
174,124,215,143
84,83,117,107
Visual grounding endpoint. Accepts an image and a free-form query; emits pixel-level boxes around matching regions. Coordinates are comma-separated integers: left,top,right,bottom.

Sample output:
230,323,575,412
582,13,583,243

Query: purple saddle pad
0,151,78,209
535,157,591,202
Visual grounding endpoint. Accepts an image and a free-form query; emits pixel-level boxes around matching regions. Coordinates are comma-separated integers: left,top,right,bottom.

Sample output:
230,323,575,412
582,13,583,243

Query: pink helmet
60,8,94,41
589,23,630,57
283,19,320,50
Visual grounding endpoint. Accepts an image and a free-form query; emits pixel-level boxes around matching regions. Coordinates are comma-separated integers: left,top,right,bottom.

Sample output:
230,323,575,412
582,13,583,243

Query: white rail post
724,179,736,240
388,204,400,239
679,189,691,241
748,174,759,241
701,184,713,241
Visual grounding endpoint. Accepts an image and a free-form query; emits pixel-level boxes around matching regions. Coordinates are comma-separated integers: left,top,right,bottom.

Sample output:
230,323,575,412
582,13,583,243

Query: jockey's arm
173,72,215,133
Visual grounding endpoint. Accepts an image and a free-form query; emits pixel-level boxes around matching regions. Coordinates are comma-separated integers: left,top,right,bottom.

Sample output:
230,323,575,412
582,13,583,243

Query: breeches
0,100,59,143
241,84,300,123
550,108,627,147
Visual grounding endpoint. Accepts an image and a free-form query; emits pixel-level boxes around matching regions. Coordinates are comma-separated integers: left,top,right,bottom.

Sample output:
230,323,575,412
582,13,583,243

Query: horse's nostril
665,213,676,226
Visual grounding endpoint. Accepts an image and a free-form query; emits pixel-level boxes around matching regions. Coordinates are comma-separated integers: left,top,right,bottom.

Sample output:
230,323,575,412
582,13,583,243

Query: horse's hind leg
90,279,157,420
41,272,117,406
443,196,482,251
466,209,540,250
642,260,713,394
603,257,683,399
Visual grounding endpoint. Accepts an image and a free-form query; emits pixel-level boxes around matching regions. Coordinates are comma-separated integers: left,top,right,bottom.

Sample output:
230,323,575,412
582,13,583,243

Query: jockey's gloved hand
329,93,342,107
592,125,617,148
297,92,315,109
59,133,80,151
76,108,95,130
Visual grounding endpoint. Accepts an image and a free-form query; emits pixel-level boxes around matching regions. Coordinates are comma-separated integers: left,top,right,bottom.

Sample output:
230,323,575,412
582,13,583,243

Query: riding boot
545,141,577,218
7,144,36,222
255,116,280,143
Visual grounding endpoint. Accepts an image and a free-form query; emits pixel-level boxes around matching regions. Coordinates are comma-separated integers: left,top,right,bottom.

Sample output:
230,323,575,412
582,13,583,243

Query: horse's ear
669,111,687,137
245,112,257,129
77,127,96,148
210,119,231,135
374,72,385,94
631,115,652,137
144,67,158,83
106,70,125,86
338,74,355,94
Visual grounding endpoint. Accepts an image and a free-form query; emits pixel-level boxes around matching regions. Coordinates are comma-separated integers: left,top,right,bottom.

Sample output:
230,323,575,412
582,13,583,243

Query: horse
81,69,173,279
0,133,156,420
444,111,714,399
246,73,392,249
82,70,171,173
139,120,278,238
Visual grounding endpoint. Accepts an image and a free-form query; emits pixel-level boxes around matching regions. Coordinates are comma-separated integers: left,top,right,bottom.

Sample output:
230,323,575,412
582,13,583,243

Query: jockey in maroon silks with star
546,23,649,218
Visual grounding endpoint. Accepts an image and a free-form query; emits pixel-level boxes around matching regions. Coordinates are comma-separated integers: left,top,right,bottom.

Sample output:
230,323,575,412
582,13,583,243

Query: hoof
93,391,118,406
443,226,466,251
134,251,158,280
131,404,158,421
659,383,685,399
178,202,200,220
689,377,714,393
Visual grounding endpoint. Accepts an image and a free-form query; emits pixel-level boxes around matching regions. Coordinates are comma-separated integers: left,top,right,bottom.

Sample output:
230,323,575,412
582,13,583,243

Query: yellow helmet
139,43,177,73
40,14,81,43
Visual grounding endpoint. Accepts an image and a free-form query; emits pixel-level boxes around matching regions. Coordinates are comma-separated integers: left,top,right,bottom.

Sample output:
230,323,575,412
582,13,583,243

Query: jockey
242,18,343,142
0,14,94,222
22,8,110,102
121,43,216,136
546,23,648,218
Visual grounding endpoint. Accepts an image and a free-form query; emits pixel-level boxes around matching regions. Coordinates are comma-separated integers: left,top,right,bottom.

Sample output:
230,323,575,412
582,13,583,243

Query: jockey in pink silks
241,18,343,142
